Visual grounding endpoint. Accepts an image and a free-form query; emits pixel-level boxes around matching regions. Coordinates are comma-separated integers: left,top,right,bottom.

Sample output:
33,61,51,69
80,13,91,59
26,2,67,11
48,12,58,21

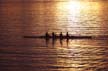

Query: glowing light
56,1,101,14
56,1,101,22
57,1,84,13
64,1,82,10
56,1,85,28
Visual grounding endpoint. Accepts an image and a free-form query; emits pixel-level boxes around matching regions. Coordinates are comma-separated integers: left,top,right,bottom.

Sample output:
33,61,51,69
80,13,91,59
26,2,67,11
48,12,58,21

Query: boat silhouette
23,32,92,39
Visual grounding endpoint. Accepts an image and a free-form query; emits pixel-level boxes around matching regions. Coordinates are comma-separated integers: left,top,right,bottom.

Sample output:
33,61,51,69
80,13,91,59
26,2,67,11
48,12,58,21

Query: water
0,0,108,71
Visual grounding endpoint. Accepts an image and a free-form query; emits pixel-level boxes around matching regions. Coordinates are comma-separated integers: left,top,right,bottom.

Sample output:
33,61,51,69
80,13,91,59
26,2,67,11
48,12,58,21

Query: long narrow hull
23,35,92,39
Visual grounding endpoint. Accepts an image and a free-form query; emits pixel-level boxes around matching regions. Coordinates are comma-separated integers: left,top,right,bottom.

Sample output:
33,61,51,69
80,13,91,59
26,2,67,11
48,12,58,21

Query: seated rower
66,32,69,38
45,32,50,38
60,32,63,39
52,32,55,38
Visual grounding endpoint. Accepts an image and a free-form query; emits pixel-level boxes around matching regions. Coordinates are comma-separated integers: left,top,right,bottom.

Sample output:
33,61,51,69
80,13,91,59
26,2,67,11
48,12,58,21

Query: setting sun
63,1,82,10
57,1,84,11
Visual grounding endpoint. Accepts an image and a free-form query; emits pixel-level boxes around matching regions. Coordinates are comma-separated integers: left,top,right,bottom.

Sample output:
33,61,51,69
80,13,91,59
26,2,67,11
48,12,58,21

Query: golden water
0,0,108,71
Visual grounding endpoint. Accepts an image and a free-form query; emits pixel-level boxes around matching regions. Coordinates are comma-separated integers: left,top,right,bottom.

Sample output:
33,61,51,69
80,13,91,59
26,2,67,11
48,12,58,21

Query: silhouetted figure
66,32,69,46
60,32,63,39
66,32,69,38
52,32,56,47
45,32,50,45
52,32,55,39
45,32,49,38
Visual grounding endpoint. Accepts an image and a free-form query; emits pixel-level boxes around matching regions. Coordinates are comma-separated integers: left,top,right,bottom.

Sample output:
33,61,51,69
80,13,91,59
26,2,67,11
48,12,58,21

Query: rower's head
52,32,54,34
67,32,68,34
45,32,49,36
52,32,55,35
60,32,63,36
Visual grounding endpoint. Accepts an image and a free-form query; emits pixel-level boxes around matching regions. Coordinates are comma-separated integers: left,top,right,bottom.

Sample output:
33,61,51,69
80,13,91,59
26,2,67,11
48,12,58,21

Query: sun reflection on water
56,1,101,14
55,1,102,35
57,1,84,12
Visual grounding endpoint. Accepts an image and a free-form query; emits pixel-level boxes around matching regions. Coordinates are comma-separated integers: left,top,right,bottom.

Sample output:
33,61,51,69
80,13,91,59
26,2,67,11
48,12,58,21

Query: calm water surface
0,0,108,71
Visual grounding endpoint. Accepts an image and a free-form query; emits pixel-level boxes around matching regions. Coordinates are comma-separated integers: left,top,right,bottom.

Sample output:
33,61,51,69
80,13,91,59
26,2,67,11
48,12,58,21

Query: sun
57,1,83,12
56,1,101,29
65,1,82,10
